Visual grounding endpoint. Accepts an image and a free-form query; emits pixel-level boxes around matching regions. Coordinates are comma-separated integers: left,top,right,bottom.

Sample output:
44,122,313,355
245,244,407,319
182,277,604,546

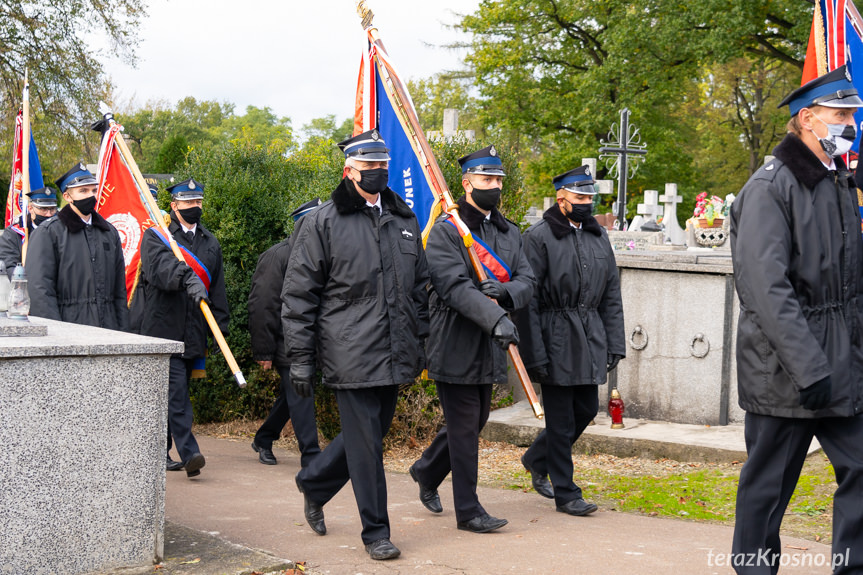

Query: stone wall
0,317,182,575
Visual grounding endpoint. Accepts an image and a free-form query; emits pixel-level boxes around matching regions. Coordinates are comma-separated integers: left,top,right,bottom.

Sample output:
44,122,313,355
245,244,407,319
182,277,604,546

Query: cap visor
818,94,863,108
65,178,98,189
352,153,391,161
467,168,506,176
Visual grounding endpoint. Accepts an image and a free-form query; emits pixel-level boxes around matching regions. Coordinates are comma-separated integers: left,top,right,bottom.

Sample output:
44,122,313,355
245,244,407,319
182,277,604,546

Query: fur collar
456,196,509,232
331,178,414,218
57,204,112,233
542,202,603,238
773,132,852,189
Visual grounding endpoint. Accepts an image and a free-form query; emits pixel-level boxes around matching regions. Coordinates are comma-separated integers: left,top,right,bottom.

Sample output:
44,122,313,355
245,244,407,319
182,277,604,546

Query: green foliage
0,1,145,179
407,75,482,136
458,0,811,215
301,115,354,145
387,379,445,448
115,99,295,174
182,137,344,422
154,134,189,174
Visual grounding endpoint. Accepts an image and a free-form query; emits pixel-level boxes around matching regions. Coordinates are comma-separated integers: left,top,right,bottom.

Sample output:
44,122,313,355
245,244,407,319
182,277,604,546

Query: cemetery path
164,435,834,575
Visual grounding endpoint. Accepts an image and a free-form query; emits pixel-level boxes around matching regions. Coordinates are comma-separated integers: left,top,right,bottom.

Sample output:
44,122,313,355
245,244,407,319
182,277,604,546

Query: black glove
491,316,519,349
799,376,832,410
607,354,624,373
290,363,316,398
528,364,550,385
480,279,512,307
183,271,209,307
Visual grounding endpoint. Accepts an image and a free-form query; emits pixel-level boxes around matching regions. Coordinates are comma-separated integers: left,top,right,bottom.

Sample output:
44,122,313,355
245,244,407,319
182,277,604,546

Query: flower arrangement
693,192,728,227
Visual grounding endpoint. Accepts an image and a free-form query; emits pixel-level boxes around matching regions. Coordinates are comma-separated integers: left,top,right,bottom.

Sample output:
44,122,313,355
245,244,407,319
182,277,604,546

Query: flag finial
356,1,374,30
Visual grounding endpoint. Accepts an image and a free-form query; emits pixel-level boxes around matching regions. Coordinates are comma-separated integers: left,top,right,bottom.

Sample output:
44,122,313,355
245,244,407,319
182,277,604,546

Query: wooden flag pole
21,71,30,265
101,112,246,388
356,1,543,419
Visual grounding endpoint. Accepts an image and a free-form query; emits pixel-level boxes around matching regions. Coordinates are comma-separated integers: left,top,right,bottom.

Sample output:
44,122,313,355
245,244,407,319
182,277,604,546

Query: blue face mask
811,112,857,157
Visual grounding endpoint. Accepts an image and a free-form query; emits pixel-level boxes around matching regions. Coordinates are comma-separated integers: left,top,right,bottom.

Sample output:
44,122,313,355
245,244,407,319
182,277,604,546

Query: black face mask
566,201,593,223
73,196,98,216
471,186,502,211
357,168,389,194
178,206,202,225
33,213,52,227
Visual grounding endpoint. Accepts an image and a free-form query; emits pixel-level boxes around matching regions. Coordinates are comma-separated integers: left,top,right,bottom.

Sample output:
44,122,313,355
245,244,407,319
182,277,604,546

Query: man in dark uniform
730,65,863,574
136,178,230,478
513,166,625,516
0,186,58,275
28,164,128,331
408,145,535,533
248,199,322,467
283,129,429,561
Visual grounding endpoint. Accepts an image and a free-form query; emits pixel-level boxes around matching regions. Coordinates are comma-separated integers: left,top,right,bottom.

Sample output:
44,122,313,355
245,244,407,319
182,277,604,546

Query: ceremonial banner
5,111,45,230
95,124,159,302
803,0,863,157
354,37,441,240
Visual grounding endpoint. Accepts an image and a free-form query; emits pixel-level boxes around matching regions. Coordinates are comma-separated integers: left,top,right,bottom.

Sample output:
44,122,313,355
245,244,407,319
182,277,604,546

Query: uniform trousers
411,382,493,523
167,357,201,463
296,385,398,545
732,412,863,575
253,365,320,467
522,384,599,507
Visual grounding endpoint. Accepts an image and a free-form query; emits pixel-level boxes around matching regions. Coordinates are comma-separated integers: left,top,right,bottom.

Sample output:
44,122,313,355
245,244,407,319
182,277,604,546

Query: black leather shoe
364,538,401,560
556,498,598,516
521,455,554,499
296,474,326,535
409,464,442,513
166,455,183,472
457,513,508,533
184,452,205,478
251,440,277,465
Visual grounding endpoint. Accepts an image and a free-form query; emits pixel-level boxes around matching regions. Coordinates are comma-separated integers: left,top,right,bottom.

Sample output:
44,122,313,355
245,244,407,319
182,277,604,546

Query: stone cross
637,189,664,223
582,157,614,195
443,109,459,139
428,109,476,142
659,183,686,245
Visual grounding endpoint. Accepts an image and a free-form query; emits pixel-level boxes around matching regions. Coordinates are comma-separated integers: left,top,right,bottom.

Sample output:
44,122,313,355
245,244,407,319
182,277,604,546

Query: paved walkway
164,435,835,575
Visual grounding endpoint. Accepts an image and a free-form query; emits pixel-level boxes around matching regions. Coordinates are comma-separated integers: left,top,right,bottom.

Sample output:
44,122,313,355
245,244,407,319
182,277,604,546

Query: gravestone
428,108,476,142
659,183,687,245
607,230,665,251
637,189,664,226
0,317,182,575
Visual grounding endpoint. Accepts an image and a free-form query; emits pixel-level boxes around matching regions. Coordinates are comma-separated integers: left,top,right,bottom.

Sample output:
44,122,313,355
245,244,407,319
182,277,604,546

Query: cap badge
847,67,853,82
489,146,497,157
584,167,591,177
371,130,380,141
188,180,196,190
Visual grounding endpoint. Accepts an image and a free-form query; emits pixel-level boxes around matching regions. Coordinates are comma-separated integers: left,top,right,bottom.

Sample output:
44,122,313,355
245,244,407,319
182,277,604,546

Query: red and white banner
95,124,159,302
5,112,24,231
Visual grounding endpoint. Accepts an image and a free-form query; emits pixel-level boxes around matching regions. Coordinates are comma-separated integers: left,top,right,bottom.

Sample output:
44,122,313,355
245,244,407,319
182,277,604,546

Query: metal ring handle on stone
629,325,648,351
690,333,710,358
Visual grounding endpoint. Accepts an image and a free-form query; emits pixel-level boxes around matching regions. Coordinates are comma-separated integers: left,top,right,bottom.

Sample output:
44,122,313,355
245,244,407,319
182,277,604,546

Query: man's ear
461,178,471,194
799,108,814,131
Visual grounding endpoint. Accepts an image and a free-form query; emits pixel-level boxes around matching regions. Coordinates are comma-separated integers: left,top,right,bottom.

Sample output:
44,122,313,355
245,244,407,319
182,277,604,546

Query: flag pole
21,70,31,266
98,107,246,388
356,1,543,419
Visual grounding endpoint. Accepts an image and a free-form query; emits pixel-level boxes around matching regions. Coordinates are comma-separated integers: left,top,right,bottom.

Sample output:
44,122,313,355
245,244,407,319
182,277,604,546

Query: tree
0,1,146,176
458,0,811,210
221,105,295,156
406,74,482,135
301,115,353,144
